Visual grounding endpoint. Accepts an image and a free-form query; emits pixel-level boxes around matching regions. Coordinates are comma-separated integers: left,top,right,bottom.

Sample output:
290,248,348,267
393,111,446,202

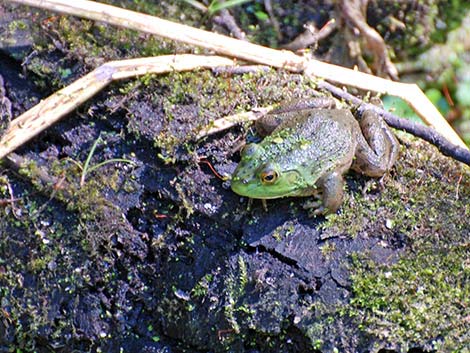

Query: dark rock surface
0,2,469,353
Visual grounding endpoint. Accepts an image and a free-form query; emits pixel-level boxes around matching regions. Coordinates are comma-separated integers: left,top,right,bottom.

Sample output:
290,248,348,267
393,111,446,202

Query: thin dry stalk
195,107,273,139
0,55,234,159
5,0,467,149
8,0,465,148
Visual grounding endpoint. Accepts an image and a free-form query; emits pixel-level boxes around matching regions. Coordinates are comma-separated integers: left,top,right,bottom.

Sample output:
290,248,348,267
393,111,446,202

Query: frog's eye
260,169,278,184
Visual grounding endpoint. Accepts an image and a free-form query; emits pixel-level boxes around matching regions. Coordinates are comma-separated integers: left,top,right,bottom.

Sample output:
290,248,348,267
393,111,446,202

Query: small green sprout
180,0,252,15
66,134,136,187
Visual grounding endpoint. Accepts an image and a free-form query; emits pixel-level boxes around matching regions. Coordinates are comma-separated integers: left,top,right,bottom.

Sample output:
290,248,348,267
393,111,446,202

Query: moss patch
321,135,470,351
349,243,469,351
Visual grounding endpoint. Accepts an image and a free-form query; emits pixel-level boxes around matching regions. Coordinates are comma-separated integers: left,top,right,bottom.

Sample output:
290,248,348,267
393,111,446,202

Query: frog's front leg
353,109,400,177
305,171,344,215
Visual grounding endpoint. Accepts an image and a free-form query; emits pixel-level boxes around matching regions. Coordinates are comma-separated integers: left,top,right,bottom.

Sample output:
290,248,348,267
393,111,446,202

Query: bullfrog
231,100,399,215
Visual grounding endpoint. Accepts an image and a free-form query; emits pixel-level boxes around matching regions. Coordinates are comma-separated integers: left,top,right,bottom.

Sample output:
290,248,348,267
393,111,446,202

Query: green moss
322,135,470,350
0,180,86,349
99,0,207,27
6,2,470,350
319,241,336,258
123,68,318,163
237,255,249,291
191,273,213,299
430,1,470,43
348,242,469,351
22,7,179,91
222,255,254,336
7,19,28,31
271,221,295,242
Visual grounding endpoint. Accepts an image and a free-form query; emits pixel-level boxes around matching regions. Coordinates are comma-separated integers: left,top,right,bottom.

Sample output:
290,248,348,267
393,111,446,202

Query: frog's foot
247,198,268,212
302,188,323,214
318,172,344,214
247,198,253,211
261,198,268,212
303,172,344,216
303,198,321,209
303,199,326,217
361,170,393,197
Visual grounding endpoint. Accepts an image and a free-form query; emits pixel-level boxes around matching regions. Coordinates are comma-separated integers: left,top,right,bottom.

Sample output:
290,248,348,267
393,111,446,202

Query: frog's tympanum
231,102,399,215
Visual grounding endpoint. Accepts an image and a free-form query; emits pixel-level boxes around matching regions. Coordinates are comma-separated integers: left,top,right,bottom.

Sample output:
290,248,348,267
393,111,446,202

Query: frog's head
231,143,305,199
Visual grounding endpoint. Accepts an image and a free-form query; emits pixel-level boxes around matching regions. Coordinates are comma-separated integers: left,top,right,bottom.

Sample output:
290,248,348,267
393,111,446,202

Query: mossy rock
0,1,469,352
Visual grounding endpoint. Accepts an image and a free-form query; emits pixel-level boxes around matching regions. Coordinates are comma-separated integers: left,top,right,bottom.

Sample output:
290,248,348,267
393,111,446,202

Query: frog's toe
303,200,329,217
303,199,322,210
310,206,327,217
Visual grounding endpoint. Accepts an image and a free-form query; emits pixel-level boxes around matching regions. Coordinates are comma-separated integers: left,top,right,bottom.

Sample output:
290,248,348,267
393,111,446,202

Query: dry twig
7,0,466,149
317,81,470,166
0,55,234,159
340,0,399,80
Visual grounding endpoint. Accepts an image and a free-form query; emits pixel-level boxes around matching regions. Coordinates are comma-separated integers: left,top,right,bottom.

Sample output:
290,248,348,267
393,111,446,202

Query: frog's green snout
231,170,252,188
230,176,248,196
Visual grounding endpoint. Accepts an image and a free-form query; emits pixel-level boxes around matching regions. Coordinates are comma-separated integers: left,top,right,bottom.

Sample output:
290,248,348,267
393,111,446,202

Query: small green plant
66,135,136,187
181,0,252,15
238,255,248,291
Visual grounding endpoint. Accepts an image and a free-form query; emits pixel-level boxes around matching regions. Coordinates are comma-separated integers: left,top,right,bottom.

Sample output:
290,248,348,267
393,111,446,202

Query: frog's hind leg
270,97,337,114
255,97,337,136
352,109,399,177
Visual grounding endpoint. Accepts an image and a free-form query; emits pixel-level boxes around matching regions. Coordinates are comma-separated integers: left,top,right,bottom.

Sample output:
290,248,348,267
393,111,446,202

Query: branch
0,55,234,159
7,0,466,149
317,81,470,165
